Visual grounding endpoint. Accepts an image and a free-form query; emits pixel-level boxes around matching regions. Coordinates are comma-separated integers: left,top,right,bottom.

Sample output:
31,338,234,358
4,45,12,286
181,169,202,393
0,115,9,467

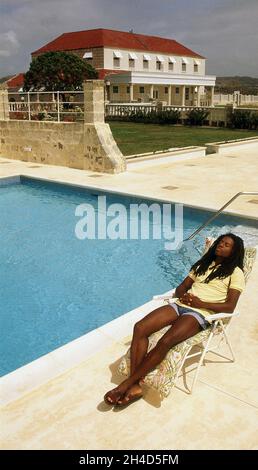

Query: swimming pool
1,176,258,376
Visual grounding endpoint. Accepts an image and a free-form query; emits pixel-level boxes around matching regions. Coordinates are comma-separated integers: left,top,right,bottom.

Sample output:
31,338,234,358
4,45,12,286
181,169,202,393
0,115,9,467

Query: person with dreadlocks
104,233,245,407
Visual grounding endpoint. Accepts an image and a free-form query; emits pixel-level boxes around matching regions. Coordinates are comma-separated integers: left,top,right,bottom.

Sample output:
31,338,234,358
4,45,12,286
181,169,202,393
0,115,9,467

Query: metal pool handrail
184,191,258,241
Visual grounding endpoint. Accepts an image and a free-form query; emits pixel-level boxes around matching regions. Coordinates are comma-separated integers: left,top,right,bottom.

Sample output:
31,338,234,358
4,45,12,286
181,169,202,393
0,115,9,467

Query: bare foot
104,387,124,405
116,384,143,407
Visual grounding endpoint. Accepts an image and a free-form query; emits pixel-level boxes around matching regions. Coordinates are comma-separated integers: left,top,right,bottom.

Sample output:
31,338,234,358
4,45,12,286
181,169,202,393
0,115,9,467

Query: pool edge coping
0,296,163,407
1,173,258,222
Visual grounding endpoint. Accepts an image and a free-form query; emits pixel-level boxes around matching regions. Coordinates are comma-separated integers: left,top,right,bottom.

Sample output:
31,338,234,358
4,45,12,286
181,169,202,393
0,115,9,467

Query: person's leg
104,304,178,404
116,315,201,405
130,304,178,377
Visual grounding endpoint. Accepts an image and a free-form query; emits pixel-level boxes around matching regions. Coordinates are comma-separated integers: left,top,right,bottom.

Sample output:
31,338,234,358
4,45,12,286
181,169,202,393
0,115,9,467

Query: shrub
185,109,209,126
249,112,258,130
229,110,252,129
106,108,180,125
37,112,46,121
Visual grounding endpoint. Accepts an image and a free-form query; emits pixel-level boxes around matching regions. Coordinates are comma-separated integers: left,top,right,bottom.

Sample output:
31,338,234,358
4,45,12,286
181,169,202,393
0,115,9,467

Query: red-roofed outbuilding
6,73,25,91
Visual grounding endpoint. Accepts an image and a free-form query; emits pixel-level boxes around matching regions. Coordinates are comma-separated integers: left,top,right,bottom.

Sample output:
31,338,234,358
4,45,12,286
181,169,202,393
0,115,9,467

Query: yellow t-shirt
175,261,245,318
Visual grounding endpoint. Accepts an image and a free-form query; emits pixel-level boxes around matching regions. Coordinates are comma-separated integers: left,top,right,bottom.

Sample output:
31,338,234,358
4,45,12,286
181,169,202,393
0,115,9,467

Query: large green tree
23,51,98,91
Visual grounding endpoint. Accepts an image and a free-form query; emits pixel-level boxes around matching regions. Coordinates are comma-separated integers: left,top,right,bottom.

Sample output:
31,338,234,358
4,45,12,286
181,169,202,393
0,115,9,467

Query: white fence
105,103,211,117
8,91,84,122
214,93,258,106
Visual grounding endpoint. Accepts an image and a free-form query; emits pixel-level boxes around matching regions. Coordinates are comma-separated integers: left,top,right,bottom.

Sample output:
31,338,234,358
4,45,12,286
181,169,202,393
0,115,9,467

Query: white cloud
0,30,20,58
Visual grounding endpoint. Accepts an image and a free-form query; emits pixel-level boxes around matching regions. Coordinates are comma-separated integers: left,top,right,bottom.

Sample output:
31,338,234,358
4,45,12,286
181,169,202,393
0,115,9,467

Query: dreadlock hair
190,233,245,283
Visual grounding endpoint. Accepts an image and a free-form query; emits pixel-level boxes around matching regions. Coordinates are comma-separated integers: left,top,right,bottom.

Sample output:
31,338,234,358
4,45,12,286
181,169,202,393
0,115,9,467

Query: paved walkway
1,146,258,450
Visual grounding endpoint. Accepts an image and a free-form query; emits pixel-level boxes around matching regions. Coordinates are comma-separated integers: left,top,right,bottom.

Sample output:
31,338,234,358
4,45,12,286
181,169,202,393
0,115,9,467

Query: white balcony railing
8,91,84,122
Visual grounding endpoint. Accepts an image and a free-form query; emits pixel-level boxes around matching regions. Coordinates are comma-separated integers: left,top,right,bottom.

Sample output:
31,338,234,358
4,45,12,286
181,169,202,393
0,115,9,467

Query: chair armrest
153,289,176,301
207,311,240,322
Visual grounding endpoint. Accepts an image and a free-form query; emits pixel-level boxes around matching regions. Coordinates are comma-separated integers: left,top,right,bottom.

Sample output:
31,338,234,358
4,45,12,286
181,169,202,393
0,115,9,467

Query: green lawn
108,122,258,156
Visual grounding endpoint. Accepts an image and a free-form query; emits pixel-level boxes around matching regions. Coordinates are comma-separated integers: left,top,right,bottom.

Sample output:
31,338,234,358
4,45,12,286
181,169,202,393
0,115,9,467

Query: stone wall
0,120,85,168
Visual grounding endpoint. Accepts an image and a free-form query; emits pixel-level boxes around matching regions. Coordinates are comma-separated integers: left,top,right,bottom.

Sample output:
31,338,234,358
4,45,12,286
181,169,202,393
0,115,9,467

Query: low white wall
206,138,258,155
127,146,206,168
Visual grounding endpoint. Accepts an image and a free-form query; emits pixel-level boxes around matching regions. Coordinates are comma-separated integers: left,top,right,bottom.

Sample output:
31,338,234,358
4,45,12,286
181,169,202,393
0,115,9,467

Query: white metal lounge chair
118,240,257,398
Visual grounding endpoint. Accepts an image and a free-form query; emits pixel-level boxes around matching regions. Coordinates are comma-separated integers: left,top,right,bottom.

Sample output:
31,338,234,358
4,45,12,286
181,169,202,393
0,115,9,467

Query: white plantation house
31,28,216,106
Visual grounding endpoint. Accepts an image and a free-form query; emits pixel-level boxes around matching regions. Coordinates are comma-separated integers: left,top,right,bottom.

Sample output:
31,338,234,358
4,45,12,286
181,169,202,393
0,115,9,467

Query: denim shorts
170,302,210,330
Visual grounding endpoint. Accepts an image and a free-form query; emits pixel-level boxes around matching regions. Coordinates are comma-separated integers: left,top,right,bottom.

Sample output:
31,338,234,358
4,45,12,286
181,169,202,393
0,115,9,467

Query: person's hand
180,293,204,309
179,293,192,305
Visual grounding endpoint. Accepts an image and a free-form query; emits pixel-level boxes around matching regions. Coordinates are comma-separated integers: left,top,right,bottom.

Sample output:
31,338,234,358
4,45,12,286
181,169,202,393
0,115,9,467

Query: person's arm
175,276,195,298
181,288,242,313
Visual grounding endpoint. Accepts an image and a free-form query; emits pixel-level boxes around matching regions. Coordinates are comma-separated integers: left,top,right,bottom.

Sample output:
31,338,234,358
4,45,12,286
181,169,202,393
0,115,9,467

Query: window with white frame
113,57,120,68
143,54,150,69
156,55,164,71
128,52,137,68
113,50,122,68
194,59,200,73
182,57,188,72
83,52,93,63
168,56,176,71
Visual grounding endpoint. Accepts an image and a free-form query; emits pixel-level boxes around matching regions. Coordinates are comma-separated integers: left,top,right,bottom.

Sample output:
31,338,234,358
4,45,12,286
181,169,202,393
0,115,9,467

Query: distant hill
215,76,258,95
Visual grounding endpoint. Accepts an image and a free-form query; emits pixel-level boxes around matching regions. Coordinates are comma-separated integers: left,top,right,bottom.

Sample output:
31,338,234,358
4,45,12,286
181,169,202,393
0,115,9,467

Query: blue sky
0,0,258,78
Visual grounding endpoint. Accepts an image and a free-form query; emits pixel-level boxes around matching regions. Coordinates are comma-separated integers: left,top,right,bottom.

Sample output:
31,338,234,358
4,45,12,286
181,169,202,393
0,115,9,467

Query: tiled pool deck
1,146,258,450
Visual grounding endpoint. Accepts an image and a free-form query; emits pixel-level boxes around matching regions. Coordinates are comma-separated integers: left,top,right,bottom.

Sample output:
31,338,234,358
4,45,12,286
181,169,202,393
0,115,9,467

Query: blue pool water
1,176,258,376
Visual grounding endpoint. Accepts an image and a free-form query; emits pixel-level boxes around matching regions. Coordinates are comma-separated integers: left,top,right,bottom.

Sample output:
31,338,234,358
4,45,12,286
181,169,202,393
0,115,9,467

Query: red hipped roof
6,73,25,88
32,28,204,58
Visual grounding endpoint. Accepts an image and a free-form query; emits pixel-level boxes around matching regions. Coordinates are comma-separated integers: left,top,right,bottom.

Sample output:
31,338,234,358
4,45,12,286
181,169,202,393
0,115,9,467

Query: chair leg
189,331,215,394
219,325,235,362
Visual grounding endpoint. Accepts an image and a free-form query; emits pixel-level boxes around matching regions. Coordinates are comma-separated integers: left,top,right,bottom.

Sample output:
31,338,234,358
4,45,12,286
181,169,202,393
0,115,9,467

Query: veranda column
210,86,215,107
129,84,134,102
168,85,172,105
150,84,154,101
83,80,126,173
196,86,201,107
181,85,186,106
